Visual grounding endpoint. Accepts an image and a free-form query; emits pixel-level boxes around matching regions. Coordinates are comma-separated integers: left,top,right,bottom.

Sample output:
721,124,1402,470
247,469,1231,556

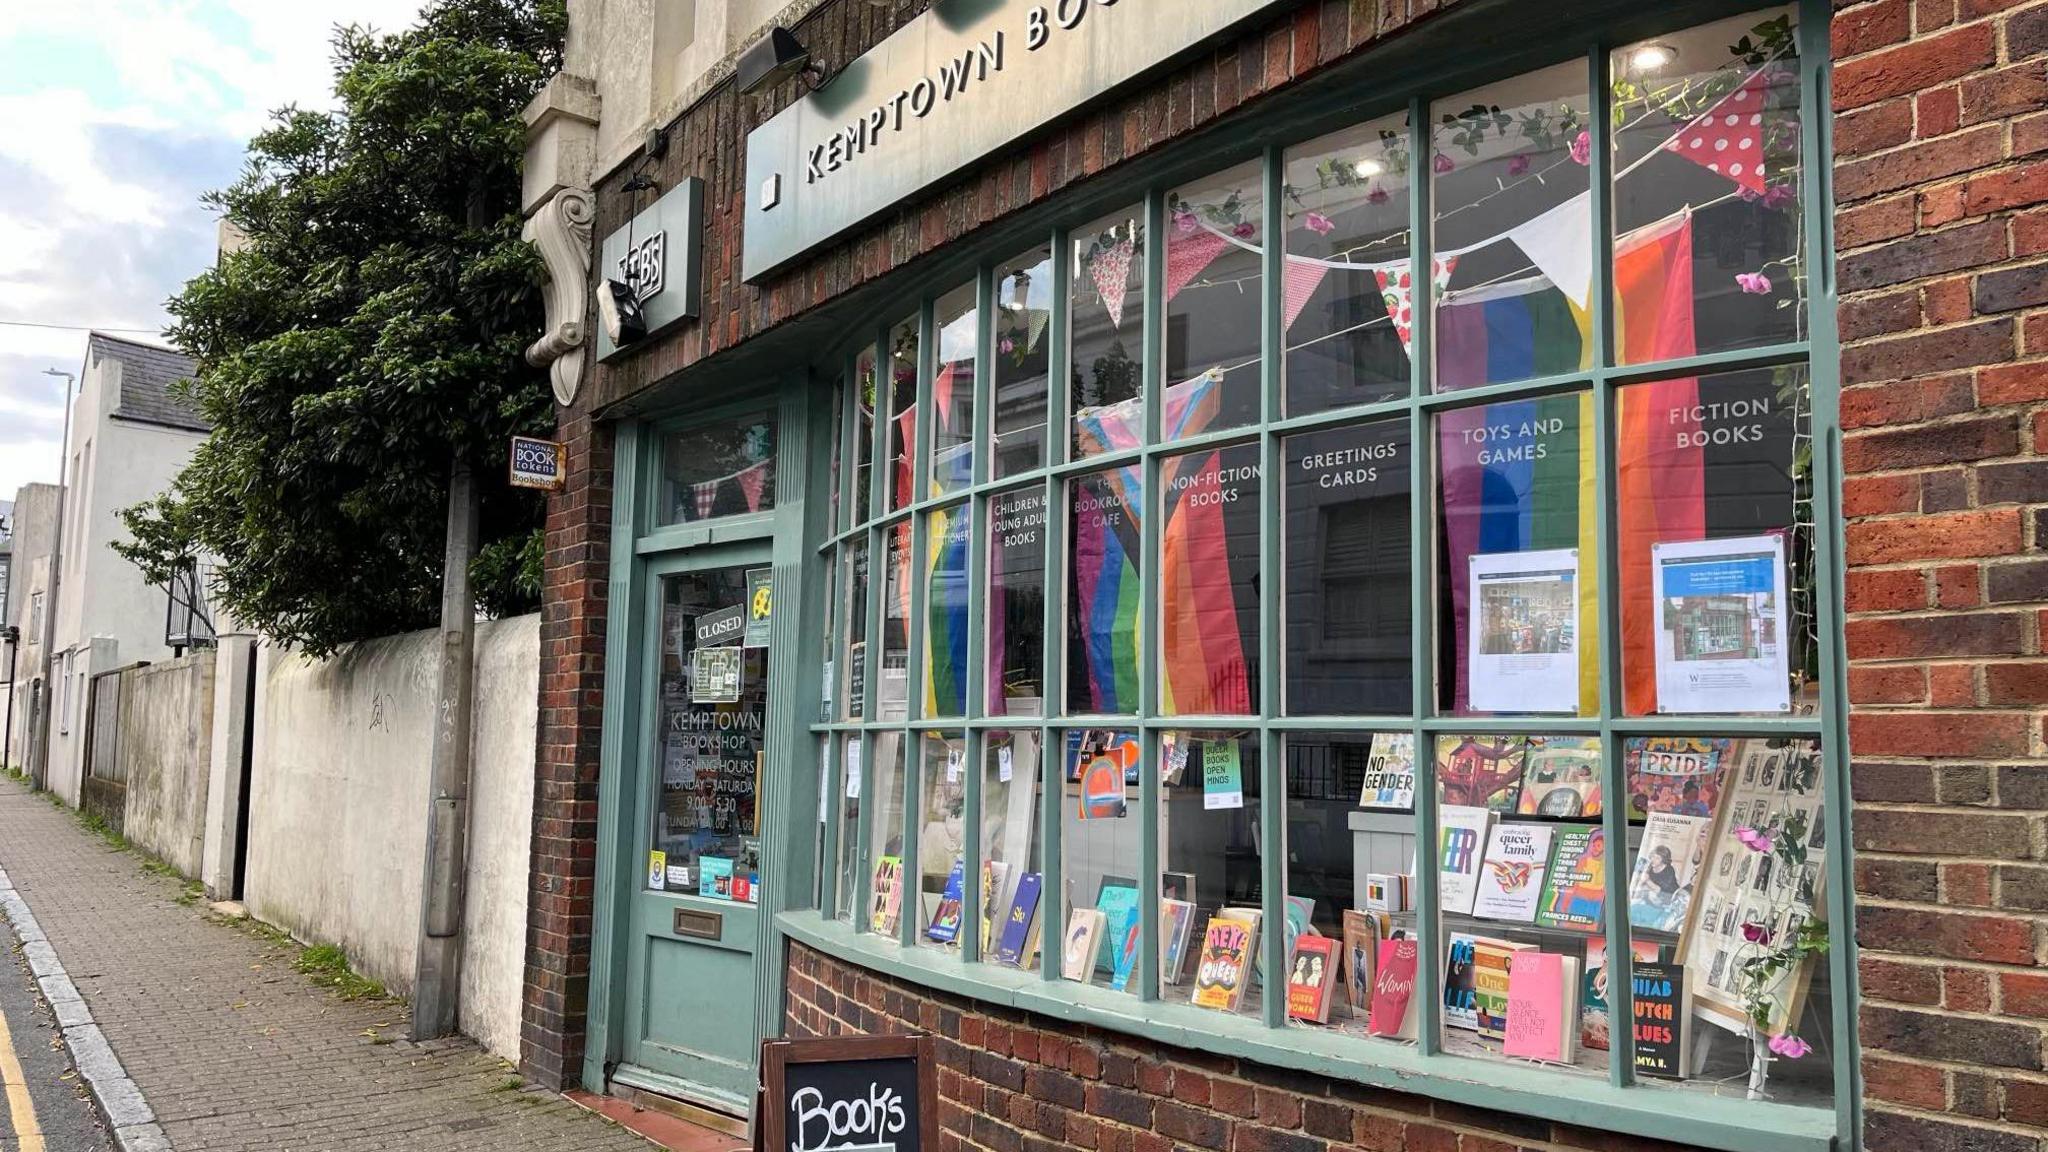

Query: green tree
117,0,566,655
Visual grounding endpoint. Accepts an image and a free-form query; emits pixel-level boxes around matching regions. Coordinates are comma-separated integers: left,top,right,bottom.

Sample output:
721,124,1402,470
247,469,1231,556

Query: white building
42,333,209,805
3,484,59,772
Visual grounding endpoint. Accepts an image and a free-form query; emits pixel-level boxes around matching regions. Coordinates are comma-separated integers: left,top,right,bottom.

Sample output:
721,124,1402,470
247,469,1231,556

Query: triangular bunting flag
1163,227,1232,306
1504,191,1593,310
1090,236,1134,330
1373,255,1458,354
933,362,955,429
737,460,769,512
1661,69,1772,194
1281,257,1330,332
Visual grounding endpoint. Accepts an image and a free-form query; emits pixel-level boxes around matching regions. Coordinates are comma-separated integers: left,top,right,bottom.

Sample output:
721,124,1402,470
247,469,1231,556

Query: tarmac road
0,938,110,1152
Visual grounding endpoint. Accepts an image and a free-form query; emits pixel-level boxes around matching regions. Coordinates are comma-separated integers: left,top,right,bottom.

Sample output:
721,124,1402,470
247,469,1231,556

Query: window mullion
1405,95,1444,1062
1041,225,1071,987
1257,144,1288,1031
1137,187,1166,1004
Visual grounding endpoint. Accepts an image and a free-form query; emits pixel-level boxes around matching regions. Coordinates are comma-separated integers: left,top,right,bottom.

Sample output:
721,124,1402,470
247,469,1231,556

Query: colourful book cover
1286,935,1341,1024
1632,961,1689,1078
699,855,734,901
1516,736,1603,818
1438,805,1495,916
1536,826,1606,933
1066,729,1141,783
994,872,1043,967
1368,938,1420,1039
1472,822,1555,922
1341,910,1380,1017
1191,918,1257,1012
1472,940,1535,1039
1108,915,1142,991
1095,884,1142,976
1443,932,1484,1031
1626,812,1713,934
1160,899,1198,985
979,861,1009,954
1359,732,1416,809
1434,735,1530,813
870,855,903,935
1624,736,1733,820
1060,909,1106,983
1582,937,1661,1052
1503,952,1578,1063
925,857,966,943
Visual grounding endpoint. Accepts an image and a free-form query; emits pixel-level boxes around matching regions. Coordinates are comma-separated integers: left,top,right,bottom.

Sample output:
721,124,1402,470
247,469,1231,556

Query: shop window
806,4,1839,1131
835,734,861,923
855,348,877,518
988,487,1047,717
1069,206,1144,462
931,283,977,496
658,409,776,524
1281,114,1413,415
993,246,1053,478
649,568,765,901
826,376,845,536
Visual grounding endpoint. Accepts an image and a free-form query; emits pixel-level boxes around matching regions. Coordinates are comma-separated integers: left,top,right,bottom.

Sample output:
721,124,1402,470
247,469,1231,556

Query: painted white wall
117,652,216,876
244,614,538,1060
3,484,58,771
46,352,205,805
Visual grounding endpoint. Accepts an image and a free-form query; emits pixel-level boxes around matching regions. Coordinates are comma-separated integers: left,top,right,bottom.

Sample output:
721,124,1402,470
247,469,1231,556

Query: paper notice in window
1468,548,1582,714
1650,534,1791,714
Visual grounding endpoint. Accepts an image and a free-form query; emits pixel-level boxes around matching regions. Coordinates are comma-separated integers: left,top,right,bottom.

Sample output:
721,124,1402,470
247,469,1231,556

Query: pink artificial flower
1432,153,1455,175
1233,221,1257,238
1736,271,1773,295
1768,1034,1812,1060
1741,922,1774,945
1739,186,1763,203
999,337,1015,354
1506,153,1531,177
1304,211,1335,236
1762,184,1796,209
1732,825,1776,853
1367,187,1390,205
1174,207,1198,235
1568,130,1592,166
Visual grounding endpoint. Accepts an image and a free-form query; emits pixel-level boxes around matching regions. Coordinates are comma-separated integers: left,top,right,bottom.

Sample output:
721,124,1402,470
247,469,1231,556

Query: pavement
0,772,718,1152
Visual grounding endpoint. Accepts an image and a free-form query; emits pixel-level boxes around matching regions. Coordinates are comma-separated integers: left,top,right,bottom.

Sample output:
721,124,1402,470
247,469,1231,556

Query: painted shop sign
742,0,1292,281
598,176,703,361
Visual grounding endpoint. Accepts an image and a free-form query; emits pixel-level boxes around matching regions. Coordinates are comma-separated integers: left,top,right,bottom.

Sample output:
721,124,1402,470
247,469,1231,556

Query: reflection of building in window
1665,593,1764,660
1319,501,1407,643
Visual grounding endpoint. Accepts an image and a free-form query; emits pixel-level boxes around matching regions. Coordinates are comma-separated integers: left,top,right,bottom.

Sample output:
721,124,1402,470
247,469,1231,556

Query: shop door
619,544,773,1112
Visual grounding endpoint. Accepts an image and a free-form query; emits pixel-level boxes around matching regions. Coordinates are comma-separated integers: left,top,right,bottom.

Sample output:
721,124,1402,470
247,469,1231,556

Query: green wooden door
618,542,773,1113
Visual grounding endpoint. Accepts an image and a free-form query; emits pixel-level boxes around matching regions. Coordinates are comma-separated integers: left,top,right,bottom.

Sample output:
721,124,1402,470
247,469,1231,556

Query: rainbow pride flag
1159,450,1251,714
1436,275,1593,390
924,498,972,716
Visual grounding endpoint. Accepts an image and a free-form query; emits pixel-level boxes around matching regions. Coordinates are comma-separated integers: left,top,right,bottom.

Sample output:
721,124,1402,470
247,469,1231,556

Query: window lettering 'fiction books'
1626,812,1713,935
1623,736,1732,820
1368,937,1420,1039
1435,735,1530,813
1502,951,1581,1065
1438,805,1495,916
1632,962,1691,1079
870,855,903,936
1516,736,1603,818
925,857,966,943
1536,826,1606,933
994,872,1043,967
1191,918,1258,1013
1471,822,1555,923
1359,732,1416,809
1285,935,1341,1024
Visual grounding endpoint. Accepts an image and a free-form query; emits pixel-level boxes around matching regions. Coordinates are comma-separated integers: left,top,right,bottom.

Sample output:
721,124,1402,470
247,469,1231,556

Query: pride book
994,871,1043,967
1626,812,1712,935
1438,805,1495,916
1536,826,1606,933
1632,962,1691,1079
1060,908,1107,983
1472,939,1537,1039
1191,917,1258,1013
925,857,966,943
870,855,903,936
1471,822,1554,922
1285,935,1341,1024
1582,937,1660,1052
1160,898,1198,985
1443,931,1514,1031
1367,937,1420,1039
1502,952,1582,1064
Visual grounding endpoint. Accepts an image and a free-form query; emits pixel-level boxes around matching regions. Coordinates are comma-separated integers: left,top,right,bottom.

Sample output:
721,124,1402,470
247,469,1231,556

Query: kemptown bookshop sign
741,0,1292,281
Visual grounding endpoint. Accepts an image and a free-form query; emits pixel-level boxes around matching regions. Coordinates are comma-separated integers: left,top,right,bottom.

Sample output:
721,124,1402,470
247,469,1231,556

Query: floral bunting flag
1091,236,1134,330
1374,255,1458,354
1163,227,1232,306
1661,69,1772,195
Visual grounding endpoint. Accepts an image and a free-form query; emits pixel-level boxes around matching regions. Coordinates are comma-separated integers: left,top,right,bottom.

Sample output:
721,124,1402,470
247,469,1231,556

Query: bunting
1375,256,1458,354
1164,226,1232,305
1281,258,1331,332
1662,70,1773,195
1091,235,1134,330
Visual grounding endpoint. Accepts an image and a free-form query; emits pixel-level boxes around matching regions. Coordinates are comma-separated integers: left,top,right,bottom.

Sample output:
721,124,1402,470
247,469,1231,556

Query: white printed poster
1651,534,1791,714
1468,548,1581,713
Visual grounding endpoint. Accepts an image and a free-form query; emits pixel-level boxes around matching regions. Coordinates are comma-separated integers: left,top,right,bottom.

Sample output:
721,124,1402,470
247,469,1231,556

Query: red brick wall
786,942,1709,1152
1834,0,2048,1149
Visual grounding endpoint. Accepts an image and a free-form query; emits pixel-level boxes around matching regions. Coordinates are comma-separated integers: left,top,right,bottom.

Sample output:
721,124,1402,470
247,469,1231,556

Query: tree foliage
117,0,566,655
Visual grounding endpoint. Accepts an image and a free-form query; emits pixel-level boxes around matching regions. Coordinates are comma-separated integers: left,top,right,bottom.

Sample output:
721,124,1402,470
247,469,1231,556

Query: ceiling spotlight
737,26,826,96
1628,43,1677,74
599,279,648,347
1353,158,1384,179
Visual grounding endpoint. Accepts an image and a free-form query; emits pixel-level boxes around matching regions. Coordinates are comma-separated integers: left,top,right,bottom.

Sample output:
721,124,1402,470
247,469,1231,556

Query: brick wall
1833,0,2048,1149
786,942,1709,1152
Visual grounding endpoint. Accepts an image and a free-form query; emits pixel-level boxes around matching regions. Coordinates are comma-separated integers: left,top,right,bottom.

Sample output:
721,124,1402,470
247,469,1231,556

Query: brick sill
776,911,1840,1152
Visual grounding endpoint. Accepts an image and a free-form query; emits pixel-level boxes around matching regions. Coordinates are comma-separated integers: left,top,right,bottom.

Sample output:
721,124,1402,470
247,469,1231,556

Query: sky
0,0,424,501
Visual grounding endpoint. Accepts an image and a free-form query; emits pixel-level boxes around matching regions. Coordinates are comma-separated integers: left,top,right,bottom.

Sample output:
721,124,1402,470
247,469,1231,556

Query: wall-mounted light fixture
736,26,826,96
598,279,647,347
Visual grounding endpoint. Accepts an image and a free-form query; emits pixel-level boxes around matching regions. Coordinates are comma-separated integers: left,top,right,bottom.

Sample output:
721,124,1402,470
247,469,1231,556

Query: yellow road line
0,989,45,1152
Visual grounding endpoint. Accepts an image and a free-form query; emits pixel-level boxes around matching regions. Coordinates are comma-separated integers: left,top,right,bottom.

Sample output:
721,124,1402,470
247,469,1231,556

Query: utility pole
33,367,76,791
412,457,478,1039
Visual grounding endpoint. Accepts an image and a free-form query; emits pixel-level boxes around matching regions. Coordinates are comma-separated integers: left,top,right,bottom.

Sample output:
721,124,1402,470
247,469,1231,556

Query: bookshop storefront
554,0,1875,1149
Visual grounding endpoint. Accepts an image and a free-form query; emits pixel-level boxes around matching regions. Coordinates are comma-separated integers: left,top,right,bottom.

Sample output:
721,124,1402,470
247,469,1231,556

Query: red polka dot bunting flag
1662,69,1772,194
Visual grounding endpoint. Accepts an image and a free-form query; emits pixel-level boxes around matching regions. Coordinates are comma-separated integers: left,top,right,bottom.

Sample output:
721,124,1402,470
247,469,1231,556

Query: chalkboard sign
758,1034,935,1152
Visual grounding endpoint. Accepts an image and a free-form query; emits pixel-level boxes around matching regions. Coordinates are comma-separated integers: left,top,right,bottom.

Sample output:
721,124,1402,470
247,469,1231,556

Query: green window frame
794,5,1851,1149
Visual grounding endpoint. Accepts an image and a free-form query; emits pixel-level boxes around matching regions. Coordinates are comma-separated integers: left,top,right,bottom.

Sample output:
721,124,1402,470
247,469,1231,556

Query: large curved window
805,9,1841,1145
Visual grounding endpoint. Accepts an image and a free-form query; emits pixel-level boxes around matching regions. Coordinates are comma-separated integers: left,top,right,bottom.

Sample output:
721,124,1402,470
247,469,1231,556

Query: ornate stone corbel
524,186,594,407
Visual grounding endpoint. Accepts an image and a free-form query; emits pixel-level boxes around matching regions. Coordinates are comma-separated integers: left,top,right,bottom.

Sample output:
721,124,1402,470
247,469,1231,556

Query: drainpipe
412,456,478,1040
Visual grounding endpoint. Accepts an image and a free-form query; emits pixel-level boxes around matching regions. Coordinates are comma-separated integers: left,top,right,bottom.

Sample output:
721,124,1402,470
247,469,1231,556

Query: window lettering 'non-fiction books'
1435,735,1530,812
1368,937,1420,1039
1626,812,1713,935
1632,962,1690,1078
1359,732,1416,809
1536,826,1606,932
1472,822,1555,923
994,872,1043,967
925,857,966,943
1192,918,1258,1013
870,855,904,936
1516,736,1603,818
1438,805,1495,916
1286,935,1341,1024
